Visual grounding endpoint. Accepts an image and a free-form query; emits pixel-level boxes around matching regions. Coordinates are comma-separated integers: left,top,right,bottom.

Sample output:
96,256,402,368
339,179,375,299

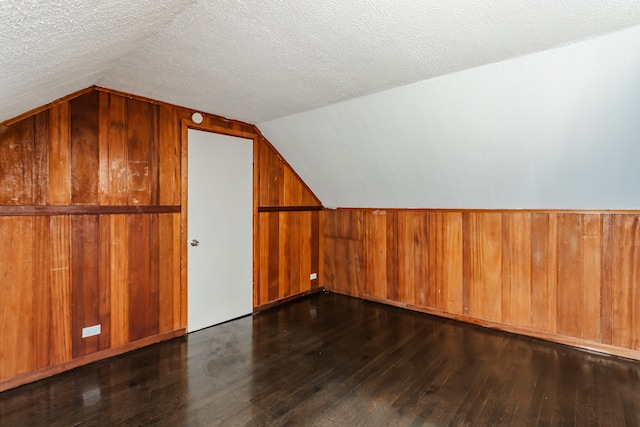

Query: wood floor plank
1,293,640,426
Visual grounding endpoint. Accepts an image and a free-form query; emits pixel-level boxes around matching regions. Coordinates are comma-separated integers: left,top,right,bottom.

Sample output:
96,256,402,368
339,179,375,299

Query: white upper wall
259,25,640,209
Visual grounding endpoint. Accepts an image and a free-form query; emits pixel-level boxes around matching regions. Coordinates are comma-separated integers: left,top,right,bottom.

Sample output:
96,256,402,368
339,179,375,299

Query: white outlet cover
82,324,102,338
310,272,317,280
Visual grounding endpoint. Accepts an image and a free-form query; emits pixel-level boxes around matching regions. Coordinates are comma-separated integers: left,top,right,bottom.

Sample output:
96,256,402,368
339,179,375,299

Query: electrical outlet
82,324,101,338
310,272,318,280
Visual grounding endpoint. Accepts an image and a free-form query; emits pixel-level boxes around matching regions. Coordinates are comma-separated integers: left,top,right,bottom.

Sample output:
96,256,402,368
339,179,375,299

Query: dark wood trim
328,207,640,215
258,205,324,212
253,287,326,313
0,329,185,393
0,205,181,216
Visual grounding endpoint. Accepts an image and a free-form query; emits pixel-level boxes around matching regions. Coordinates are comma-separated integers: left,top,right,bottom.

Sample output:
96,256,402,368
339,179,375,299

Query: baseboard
0,329,185,393
253,287,325,312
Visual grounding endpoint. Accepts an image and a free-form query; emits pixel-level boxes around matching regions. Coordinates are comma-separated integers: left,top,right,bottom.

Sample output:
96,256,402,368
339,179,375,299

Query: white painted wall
259,25,640,209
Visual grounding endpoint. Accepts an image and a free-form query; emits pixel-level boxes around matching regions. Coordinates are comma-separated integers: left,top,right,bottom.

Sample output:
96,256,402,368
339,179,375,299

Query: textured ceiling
2,1,640,124
100,0,640,123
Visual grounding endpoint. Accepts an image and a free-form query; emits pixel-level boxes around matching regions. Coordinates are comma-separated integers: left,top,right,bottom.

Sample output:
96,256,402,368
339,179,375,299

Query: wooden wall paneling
278,212,292,299
311,210,321,289
33,110,50,205
33,216,51,369
467,212,502,322
530,213,555,333
0,217,35,380
296,212,312,295
268,212,280,302
127,214,160,341
582,214,602,342
107,94,128,205
397,211,415,305
71,215,103,358
110,214,129,347
172,213,183,330
158,106,183,206
501,212,532,328
0,115,34,204
428,211,463,314
600,214,614,345
259,138,284,206
49,101,71,205
385,211,399,302
98,91,110,205
611,215,640,350
49,215,72,365
556,214,585,338
70,91,100,205
257,212,269,306
365,210,388,300
98,216,112,350
412,212,429,307
126,99,156,206
158,213,175,333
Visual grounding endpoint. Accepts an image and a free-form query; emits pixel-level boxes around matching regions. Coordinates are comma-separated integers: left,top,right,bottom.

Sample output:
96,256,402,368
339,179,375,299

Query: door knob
190,239,200,247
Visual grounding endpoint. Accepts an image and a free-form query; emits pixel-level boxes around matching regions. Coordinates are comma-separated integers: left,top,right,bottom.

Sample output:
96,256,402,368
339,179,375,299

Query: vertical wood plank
98,92,110,205
127,214,159,341
413,212,429,307
49,216,72,364
582,215,602,342
0,218,35,380
268,212,280,302
0,116,34,204
33,216,51,369
110,215,129,346
601,214,613,345
386,211,399,302
159,213,175,333
557,214,584,338
278,212,291,299
501,213,532,327
70,91,100,205
127,99,153,205
366,210,387,300
468,212,502,322
33,110,50,205
159,106,181,206
98,216,111,350
611,215,640,350
108,95,128,205
398,211,415,305
311,211,320,289
531,213,551,332
49,101,71,205
71,215,101,358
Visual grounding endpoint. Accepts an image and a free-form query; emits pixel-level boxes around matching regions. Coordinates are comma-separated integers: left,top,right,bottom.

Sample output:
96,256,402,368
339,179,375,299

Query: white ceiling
2,1,640,124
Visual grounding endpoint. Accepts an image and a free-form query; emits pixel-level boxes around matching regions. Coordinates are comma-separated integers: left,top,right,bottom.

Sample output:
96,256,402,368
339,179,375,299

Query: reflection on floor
1,292,639,426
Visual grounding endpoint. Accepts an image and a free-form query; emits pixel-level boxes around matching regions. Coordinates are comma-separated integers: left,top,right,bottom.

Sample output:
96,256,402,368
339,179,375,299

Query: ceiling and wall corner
3,1,640,209
0,0,194,123
259,24,640,209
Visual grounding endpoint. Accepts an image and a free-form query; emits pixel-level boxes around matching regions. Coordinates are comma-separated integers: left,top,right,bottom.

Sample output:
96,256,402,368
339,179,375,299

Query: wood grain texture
324,208,640,359
0,86,320,390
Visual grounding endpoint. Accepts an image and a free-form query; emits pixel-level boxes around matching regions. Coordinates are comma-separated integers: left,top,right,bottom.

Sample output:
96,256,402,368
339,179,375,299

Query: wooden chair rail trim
258,206,324,212
356,293,640,362
0,205,181,216
0,329,185,393
328,207,640,215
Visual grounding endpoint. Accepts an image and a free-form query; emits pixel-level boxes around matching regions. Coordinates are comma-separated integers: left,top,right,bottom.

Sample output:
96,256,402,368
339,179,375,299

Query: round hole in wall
191,112,204,124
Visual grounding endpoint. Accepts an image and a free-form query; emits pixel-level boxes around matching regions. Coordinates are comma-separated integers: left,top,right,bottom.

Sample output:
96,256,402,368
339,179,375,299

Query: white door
187,129,253,333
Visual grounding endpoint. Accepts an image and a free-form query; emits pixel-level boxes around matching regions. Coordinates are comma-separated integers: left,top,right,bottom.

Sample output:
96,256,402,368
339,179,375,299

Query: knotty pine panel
323,209,640,359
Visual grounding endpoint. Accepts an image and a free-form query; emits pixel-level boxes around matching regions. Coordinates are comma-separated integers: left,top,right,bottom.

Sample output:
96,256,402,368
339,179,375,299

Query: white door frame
180,120,258,332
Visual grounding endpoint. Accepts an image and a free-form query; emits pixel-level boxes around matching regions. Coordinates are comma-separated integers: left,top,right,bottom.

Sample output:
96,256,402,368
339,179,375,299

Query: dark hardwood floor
1,292,640,426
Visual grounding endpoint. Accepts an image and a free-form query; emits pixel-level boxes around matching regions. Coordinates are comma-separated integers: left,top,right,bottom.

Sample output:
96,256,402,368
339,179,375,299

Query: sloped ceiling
3,1,640,208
